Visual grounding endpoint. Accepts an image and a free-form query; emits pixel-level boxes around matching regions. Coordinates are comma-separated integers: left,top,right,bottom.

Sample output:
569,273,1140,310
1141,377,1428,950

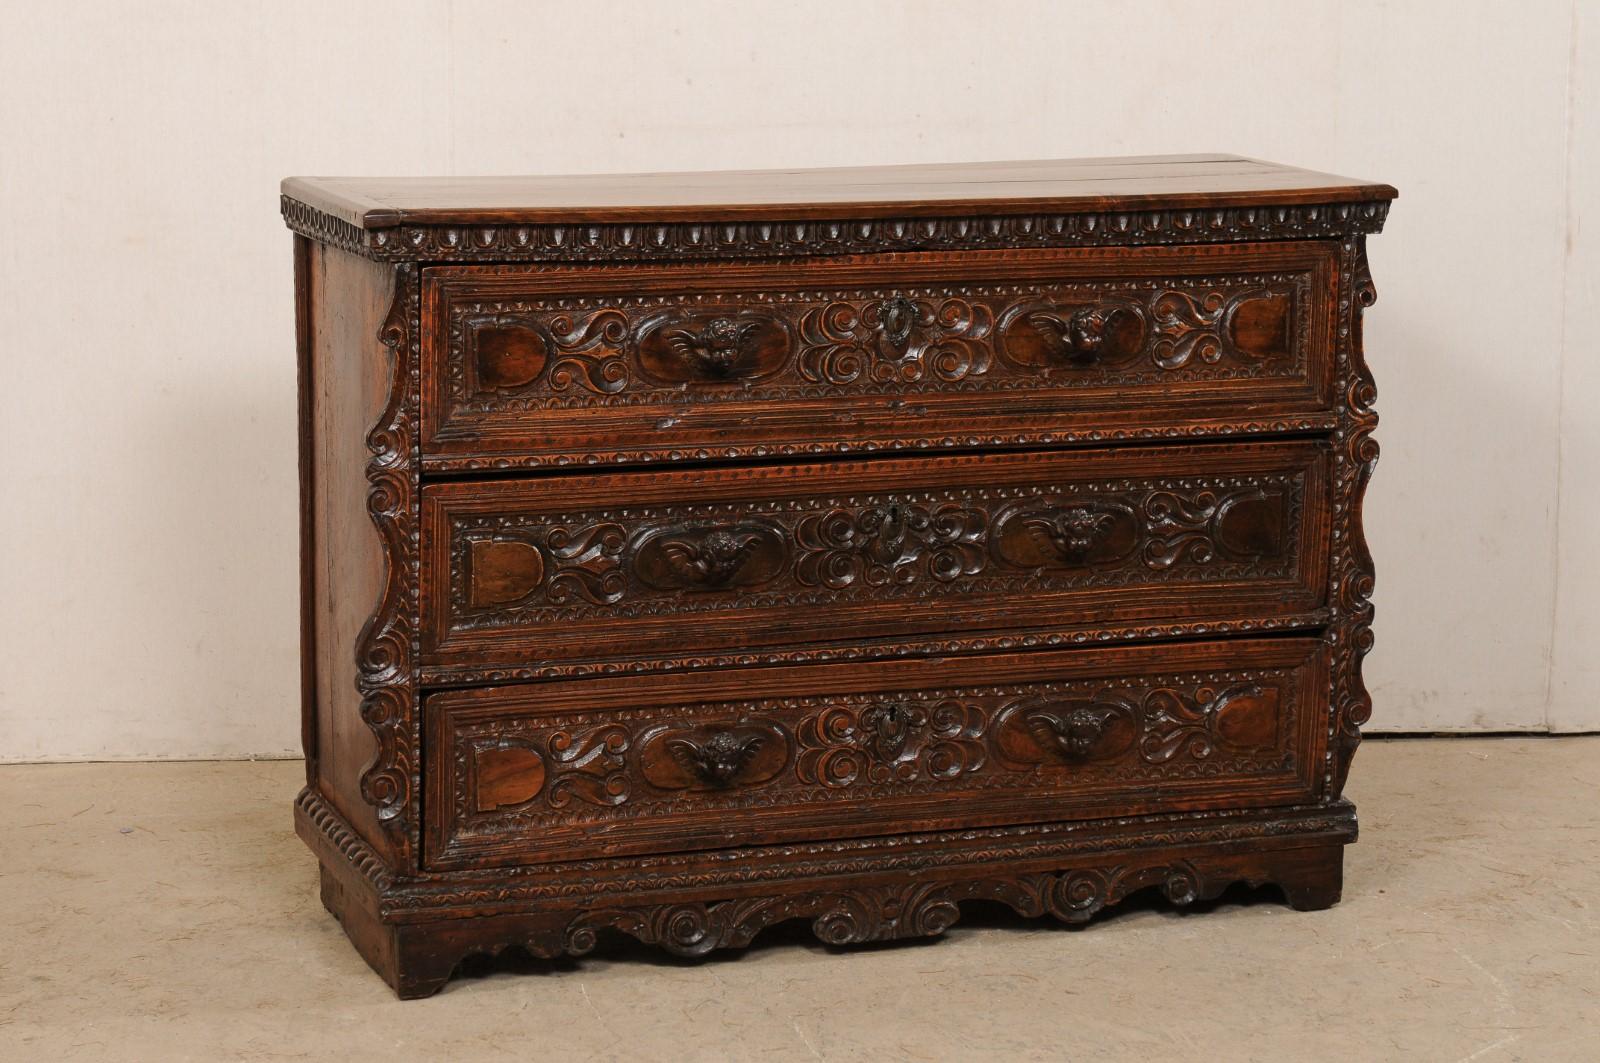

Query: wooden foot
1272,844,1346,911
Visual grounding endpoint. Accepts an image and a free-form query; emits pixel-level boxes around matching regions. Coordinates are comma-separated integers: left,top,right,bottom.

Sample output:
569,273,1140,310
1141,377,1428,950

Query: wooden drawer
419,440,1330,680
420,242,1339,471
424,637,1328,869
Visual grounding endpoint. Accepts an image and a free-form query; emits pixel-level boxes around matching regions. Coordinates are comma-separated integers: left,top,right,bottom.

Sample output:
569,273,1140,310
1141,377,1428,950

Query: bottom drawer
424,637,1328,870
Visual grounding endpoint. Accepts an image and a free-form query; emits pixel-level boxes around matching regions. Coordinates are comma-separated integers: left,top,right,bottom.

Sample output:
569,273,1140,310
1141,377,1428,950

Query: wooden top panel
282,155,1397,228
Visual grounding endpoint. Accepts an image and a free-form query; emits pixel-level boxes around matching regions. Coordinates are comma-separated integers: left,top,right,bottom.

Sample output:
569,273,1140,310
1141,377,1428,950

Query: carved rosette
356,263,420,856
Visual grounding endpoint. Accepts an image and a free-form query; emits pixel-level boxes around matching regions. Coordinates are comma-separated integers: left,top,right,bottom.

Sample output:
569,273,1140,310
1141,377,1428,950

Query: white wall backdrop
1,0,1595,760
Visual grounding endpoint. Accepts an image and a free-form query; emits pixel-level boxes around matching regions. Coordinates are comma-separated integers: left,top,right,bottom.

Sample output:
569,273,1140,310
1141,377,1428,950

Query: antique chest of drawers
283,156,1395,997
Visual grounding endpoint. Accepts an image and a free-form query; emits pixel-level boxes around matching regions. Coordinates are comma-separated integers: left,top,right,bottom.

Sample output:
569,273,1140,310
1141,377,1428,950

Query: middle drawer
420,440,1330,680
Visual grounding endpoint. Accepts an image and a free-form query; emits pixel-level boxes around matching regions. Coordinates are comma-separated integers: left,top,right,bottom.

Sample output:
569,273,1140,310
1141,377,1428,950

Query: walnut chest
283,155,1395,997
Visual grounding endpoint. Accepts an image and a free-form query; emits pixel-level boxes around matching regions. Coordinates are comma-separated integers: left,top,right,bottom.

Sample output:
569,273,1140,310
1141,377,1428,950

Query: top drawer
420,242,1339,471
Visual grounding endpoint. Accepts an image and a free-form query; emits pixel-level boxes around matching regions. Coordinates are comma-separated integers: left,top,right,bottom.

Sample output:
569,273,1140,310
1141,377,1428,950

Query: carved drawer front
419,440,1331,681
424,637,1328,869
420,241,1338,470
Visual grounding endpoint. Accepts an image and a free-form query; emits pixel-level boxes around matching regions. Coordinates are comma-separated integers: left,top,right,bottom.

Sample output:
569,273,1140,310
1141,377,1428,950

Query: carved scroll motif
796,296,995,385
793,503,989,589
795,699,987,787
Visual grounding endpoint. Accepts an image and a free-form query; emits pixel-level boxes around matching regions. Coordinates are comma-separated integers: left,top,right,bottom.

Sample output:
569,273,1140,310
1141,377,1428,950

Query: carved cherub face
1060,709,1107,757
1053,507,1115,553
1025,705,1115,761
702,318,745,350
668,730,765,786
1068,308,1108,352
700,529,750,563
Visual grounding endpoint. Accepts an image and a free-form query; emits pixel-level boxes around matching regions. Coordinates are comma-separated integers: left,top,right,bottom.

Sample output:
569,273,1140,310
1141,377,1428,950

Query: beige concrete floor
1,738,1596,1062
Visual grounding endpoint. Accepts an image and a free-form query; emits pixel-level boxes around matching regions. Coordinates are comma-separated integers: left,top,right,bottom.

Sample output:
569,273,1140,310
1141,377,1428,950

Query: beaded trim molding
282,195,1390,262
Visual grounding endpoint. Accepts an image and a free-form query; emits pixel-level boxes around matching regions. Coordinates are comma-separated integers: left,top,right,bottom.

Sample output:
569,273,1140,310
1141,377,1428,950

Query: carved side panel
301,245,417,870
425,639,1326,869
354,263,420,861
1326,237,1380,797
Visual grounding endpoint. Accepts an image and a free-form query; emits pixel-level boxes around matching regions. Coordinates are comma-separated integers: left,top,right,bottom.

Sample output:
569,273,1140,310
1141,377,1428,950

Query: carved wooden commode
284,156,1394,997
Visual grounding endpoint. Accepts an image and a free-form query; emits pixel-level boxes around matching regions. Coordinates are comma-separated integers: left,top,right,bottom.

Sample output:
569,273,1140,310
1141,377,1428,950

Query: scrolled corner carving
545,308,632,395
545,723,632,808
1327,237,1382,799
355,263,420,852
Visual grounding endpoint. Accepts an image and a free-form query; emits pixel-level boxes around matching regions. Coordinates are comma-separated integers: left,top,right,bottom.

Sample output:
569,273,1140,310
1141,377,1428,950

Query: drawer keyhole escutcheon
878,296,919,351
862,700,918,762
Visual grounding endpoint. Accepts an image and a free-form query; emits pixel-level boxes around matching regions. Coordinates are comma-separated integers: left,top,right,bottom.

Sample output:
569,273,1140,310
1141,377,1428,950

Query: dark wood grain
298,241,402,863
284,155,1396,227
287,155,1391,997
